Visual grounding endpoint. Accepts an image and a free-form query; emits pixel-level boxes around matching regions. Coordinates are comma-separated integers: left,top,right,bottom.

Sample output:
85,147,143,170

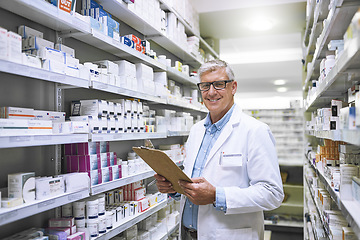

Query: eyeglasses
197,80,234,91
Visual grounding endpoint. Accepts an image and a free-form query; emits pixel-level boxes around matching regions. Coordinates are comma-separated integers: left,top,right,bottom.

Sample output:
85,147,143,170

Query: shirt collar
204,104,236,131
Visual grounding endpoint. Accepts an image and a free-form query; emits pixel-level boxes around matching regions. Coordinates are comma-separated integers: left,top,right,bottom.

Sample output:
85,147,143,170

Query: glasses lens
213,81,226,89
198,83,210,91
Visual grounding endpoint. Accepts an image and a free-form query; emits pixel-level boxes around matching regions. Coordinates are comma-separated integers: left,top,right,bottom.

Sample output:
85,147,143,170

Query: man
155,59,284,240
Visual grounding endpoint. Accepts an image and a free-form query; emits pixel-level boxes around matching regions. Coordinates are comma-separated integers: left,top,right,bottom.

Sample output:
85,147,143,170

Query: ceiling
192,0,307,107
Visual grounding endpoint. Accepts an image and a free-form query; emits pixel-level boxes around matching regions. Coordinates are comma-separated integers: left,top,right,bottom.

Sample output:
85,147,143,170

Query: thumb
191,177,205,183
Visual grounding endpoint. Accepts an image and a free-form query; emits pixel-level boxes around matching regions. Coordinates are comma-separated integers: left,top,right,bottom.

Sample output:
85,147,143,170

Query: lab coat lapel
204,106,241,168
185,123,206,177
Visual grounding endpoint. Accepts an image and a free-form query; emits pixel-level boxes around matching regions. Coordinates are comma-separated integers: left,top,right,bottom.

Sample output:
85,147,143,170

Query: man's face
200,68,237,122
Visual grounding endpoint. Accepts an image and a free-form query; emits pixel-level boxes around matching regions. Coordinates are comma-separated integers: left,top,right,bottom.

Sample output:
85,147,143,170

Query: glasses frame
197,80,234,91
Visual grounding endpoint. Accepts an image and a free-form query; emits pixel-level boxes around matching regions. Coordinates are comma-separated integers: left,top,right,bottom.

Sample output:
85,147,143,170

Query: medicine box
18,25,43,39
7,31,22,64
79,99,108,117
0,119,52,136
24,36,54,51
55,43,75,57
0,27,7,60
1,107,35,119
49,218,75,228
67,232,86,240
8,172,36,203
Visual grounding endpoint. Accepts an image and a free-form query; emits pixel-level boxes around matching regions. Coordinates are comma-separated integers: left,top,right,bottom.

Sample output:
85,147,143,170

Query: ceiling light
246,17,274,31
276,87,288,93
273,79,287,85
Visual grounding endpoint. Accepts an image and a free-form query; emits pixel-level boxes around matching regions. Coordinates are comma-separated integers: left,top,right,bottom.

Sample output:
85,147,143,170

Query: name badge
220,152,243,166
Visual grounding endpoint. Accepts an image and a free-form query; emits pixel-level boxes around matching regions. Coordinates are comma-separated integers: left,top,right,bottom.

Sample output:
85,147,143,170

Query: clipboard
132,147,192,194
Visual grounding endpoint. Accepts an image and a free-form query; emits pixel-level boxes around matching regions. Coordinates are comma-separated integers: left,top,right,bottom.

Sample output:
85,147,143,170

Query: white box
115,60,136,78
39,47,65,63
115,116,124,133
0,27,8,60
22,53,42,68
18,25,43,39
107,117,116,133
55,43,75,57
79,99,108,117
135,63,153,81
24,36,54,51
0,119,52,136
43,59,66,74
153,72,167,86
65,66,80,78
8,172,36,203
0,107,35,119
65,55,79,68
94,60,119,75
7,31,22,64
70,115,103,134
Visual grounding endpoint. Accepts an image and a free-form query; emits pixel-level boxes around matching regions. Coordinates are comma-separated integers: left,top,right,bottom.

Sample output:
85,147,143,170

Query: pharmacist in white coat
155,59,284,240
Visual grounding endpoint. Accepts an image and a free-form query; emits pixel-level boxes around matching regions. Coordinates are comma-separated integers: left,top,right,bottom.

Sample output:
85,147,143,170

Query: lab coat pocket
215,228,253,240
220,152,243,167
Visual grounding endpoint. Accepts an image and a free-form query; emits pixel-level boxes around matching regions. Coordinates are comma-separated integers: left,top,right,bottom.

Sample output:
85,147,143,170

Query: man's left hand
178,177,216,205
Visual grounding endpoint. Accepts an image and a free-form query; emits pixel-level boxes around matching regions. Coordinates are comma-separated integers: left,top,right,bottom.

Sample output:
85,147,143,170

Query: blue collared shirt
182,104,235,230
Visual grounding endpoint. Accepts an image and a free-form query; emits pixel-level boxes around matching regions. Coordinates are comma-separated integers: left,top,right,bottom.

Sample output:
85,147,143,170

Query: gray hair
198,59,235,80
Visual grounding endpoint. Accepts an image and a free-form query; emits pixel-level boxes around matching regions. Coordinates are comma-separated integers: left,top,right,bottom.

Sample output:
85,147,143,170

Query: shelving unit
0,0,217,238
302,0,360,239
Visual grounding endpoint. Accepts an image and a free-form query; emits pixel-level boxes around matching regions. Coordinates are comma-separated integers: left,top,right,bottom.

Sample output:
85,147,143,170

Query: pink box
66,155,79,173
77,142,99,155
49,218,74,228
65,144,77,155
135,188,146,201
67,232,85,240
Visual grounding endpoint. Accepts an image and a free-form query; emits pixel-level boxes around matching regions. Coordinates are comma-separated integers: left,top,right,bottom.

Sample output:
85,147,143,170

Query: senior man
155,59,284,240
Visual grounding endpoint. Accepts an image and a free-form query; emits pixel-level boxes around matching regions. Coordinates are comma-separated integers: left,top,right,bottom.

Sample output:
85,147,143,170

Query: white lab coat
179,105,284,240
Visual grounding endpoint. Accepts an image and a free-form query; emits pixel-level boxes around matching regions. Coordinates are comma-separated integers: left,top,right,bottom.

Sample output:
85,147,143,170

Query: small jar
86,218,99,237
105,211,113,229
75,218,86,228
97,194,106,216
61,203,72,218
86,198,99,219
73,201,85,219
98,215,107,234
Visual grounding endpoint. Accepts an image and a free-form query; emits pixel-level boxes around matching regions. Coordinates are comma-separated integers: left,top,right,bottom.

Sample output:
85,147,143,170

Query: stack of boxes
65,141,120,186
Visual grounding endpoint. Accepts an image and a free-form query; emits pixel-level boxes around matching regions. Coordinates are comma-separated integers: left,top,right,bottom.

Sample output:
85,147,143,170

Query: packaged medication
1,197,22,208
49,218,75,228
22,53,42,68
55,43,75,57
43,59,66,74
0,27,8,60
86,198,99,218
1,107,35,119
25,37,54,51
7,31,22,64
67,232,86,240
86,218,99,237
61,203,73,218
18,25,43,39
8,172,36,203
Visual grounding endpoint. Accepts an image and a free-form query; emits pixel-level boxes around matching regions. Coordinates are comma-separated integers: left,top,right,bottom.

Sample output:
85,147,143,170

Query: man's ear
232,81,237,95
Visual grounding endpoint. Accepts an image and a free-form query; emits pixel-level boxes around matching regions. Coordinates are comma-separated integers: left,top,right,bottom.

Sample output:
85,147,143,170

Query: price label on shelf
38,199,56,209
0,210,18,224
9,136,31,143
68,192,86,201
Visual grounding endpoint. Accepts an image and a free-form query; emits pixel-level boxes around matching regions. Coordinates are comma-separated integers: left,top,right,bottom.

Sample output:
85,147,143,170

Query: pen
147,179,156,187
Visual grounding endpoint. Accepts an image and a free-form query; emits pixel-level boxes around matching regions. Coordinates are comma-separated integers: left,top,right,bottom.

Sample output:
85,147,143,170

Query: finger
191,177,205,183
154,174,166,181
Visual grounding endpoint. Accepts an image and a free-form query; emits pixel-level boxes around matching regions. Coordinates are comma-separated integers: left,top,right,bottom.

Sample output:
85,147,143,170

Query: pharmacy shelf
304,36,360,112
165,67,198,86
89,132,167,142
0,189,89,226
91,81,167,105
304,0,359,89
0,0,90,33
341,129,360,146
306,129,360,146
302,0,316,47
278,160,303,167
71,28,166,71
158,0,219,59
95,199,168,240
95,0,203,68
166,97,208,113
159,223,179,240
304,178,329,240
307,158,360,239
264,220,304,229
0,59,89,88
0,134,89,149
0,0,171,72
90,170,155,195
167,131,189,137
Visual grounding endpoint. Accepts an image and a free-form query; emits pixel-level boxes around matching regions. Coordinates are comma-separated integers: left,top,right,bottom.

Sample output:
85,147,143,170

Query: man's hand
154,174,176,193
179,177,216,205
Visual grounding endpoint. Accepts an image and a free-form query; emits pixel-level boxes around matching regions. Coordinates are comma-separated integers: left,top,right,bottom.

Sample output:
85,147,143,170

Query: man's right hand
154,174,176,193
